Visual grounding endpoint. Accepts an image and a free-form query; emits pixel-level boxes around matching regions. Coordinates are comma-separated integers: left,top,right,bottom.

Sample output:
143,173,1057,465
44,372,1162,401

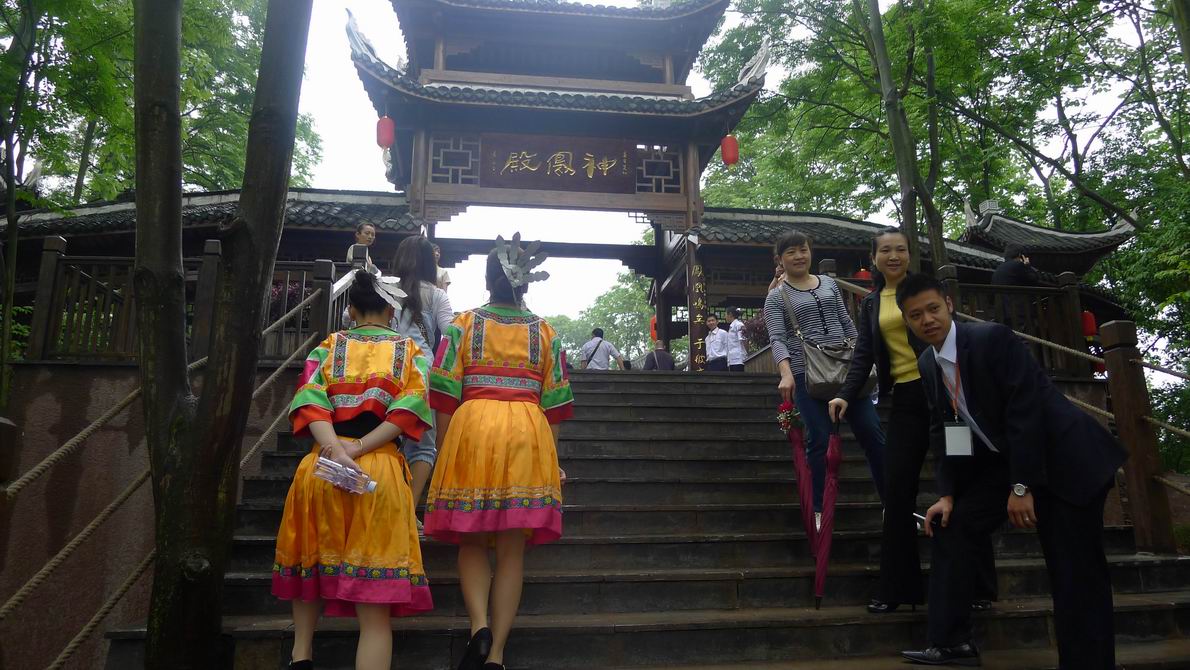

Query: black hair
486,247,526,305
774,230,812,258
392,236,438,321
348,270,390,315
895,272,948,310
592,327,605,338
729,307,741,318
1004,244,1026,261
355,222,376,235
706,314,719,321
870,227,911,291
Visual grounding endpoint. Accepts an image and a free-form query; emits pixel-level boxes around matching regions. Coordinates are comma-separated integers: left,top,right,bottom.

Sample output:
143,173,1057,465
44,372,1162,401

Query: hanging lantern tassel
376,115,395,149
721,134,739,166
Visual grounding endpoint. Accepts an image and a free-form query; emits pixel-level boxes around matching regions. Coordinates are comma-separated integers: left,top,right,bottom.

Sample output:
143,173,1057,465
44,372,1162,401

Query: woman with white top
392,235,455,505
764,230,886,525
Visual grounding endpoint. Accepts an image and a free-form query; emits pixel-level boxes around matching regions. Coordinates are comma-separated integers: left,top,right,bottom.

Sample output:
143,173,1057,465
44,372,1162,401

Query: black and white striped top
764,275,859,376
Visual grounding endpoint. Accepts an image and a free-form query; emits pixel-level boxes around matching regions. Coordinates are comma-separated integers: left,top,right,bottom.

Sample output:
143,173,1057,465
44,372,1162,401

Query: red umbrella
813,425,844,609
780,402,817,557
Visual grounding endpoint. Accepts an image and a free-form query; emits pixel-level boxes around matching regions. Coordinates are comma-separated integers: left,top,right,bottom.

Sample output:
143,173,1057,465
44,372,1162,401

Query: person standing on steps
725,307,747,371
828,228,997,617
579,327,624,370
642,339,676,371
348,222,379,272
896,273,1126,669
432,243,452,292
391,235,455,521
424,237,575,670
764,230,886,527
272,270,434,670
704,314,730,371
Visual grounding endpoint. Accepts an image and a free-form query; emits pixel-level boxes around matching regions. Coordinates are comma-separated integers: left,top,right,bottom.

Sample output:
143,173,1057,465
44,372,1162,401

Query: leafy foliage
0,0,322,206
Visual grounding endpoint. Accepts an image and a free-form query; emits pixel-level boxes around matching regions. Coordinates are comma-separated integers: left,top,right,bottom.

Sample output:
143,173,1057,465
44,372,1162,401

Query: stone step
239,474,899,506
105,591,1190,669
228,526,1137,573
616,638,1190,670
258,450,896,480
235,501,901,536
570,405,782,421
220,554,1190,617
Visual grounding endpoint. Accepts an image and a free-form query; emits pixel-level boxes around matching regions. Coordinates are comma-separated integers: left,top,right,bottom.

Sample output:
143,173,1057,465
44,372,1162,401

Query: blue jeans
793,374,886,511
402,415,437,467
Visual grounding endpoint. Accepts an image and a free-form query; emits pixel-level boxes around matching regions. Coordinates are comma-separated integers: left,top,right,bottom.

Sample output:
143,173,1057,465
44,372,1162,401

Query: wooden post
1057,271,1086,377
1100,320,1176,554
309,259,335,342
348,243,369,269
27,236,67,360
687,237,706,371
818,258,837,277
936,264,961,307
190,240,221,361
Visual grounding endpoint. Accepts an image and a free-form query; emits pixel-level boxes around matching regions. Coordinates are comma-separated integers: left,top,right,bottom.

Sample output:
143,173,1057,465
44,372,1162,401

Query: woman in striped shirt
764,231,886,525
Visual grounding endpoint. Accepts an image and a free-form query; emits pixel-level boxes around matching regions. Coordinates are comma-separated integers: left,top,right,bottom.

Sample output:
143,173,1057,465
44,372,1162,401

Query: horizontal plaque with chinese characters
482,133,642,194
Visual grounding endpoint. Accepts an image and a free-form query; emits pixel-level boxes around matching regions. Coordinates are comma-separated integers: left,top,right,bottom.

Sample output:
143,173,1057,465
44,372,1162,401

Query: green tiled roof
8,189,417,238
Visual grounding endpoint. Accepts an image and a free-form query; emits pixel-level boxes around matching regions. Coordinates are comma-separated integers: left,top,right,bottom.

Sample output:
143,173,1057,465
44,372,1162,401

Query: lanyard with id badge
942,361,974,457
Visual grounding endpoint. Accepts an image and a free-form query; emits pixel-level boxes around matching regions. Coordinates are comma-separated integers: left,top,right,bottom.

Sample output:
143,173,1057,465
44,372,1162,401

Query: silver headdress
495,233,549,289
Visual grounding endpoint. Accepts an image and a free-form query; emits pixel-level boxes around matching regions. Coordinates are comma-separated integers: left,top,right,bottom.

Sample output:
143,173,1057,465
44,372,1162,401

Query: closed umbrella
813,424,844,609
779,402,817,557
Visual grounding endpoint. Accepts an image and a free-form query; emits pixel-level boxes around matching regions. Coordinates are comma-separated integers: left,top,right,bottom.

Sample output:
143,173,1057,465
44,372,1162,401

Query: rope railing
1155,474,1190,498
261,287,323,338
240,407,291,469
951,311,1106,366
45,549,156,670
0,468,150,622
1135,359,1190,383
1143,415,1190,441
252,332,319,401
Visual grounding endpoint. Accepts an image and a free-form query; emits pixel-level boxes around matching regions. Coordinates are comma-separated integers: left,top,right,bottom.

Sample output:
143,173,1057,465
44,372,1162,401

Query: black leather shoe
970,599,992,612
866,599,917,613
482,664,505,670
901,642,981,666
288,661,314,670
458,628,493,670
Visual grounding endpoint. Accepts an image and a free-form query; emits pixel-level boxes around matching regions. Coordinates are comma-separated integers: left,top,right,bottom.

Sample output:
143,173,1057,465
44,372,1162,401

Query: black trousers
928,455,1115,669
877,379,997,605
705,357,728,371
728,363,745,372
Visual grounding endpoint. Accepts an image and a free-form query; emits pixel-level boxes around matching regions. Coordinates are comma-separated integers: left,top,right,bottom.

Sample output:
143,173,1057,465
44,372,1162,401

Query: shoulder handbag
583,339,605,368
781,279,877,401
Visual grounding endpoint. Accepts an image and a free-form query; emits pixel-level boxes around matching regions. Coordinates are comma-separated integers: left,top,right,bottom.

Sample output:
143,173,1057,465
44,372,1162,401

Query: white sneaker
814,512,822,532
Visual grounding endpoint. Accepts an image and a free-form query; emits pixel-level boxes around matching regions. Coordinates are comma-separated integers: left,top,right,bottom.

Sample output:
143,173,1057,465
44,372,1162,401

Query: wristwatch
1012,483,1029,497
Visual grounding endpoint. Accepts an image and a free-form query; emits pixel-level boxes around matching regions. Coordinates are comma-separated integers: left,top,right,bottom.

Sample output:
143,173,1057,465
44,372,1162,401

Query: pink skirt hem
271,573,433,618
423,507,562,546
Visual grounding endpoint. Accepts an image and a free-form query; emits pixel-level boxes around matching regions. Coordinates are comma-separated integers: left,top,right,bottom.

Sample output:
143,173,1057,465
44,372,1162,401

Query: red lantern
721,134,739,166
650,314,658,342
854,268,873,281
1081,310,1098,338
376,116,395,148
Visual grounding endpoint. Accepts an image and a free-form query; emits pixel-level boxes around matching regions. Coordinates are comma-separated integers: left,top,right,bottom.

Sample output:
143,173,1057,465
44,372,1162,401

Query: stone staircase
107,371,1190,668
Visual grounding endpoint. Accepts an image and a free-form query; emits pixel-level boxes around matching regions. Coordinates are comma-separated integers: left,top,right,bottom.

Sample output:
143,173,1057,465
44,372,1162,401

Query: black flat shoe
970,599,993,612
901,641,981,666
458,628,493,670
866,599,916,614
482,664,505,670
288,661,314,670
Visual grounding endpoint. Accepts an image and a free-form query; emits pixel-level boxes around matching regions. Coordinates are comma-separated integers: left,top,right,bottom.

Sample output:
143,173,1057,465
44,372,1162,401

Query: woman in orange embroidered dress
272,271,434,670
425,238,574,670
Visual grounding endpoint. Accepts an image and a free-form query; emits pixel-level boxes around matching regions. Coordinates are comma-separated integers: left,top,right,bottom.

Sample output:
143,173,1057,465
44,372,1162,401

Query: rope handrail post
189,240,223,362
1101,319,1176,553
308,259,337,344
28,236,67,360
1057,272,1089,377
936,264,962,307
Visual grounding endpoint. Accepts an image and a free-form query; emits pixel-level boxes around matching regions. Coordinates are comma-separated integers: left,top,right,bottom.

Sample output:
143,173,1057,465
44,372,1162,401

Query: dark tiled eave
353,53,764,119
962,213,1135,255
395,0,729,19
7,189,417,238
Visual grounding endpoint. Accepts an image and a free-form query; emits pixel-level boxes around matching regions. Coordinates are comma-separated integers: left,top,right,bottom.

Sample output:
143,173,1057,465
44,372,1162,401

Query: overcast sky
297,0,748,317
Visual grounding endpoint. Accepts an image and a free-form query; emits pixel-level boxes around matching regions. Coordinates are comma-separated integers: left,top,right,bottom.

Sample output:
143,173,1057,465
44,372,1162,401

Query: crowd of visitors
270,223,1119,669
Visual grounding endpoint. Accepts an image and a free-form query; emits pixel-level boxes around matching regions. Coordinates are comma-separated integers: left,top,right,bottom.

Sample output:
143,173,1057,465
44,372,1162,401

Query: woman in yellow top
272,270,434,670
828,228,996,615
426,237,574,670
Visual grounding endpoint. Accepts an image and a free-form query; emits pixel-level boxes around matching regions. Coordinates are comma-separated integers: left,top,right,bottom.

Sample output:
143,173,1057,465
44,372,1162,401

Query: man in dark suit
895,273,1126,668
991,244,1041,287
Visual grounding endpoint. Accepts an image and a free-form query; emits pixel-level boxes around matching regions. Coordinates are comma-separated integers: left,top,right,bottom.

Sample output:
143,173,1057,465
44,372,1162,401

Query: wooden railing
28,236,353,363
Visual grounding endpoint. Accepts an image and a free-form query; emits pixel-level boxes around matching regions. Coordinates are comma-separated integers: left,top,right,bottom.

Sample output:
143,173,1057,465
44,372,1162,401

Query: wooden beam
419,68,694,99
423,183,688,212
434,237,660,276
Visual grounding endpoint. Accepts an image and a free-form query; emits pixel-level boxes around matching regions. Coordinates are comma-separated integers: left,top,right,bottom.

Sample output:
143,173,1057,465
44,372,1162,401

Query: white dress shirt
705,327,729,361
934,324,998,452
727,319,746,366
580,337,620,370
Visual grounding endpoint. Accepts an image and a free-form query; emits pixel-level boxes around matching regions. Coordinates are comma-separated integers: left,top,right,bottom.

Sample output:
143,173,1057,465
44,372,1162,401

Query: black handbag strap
585,338,604,366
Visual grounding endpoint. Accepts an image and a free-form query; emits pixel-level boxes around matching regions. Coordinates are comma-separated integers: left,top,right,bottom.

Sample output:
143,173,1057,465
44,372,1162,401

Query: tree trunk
0,5,42,411
72,117,98,205
138,0,314,666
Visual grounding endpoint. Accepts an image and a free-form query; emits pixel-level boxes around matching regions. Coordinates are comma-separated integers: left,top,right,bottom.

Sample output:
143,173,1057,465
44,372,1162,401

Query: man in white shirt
704,314,729,371
725,308,746,371
579,328,623,370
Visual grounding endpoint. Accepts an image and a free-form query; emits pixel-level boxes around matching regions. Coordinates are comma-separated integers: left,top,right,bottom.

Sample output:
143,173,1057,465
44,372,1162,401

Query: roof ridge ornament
494,232,550,289
736,37,771,86
346,9,405,73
